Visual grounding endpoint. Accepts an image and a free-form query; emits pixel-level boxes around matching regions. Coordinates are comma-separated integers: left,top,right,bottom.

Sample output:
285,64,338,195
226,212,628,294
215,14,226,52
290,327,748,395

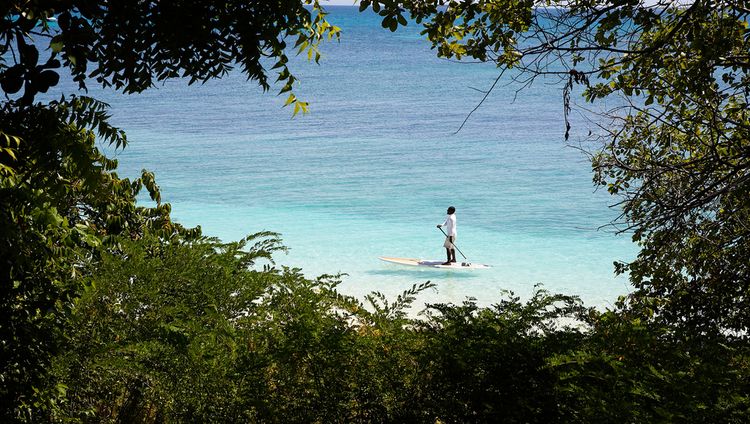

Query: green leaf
50,36,64,53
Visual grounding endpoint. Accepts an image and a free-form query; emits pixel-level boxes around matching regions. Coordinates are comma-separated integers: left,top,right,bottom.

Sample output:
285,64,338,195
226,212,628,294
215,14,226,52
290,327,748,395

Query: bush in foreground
45,232,749,423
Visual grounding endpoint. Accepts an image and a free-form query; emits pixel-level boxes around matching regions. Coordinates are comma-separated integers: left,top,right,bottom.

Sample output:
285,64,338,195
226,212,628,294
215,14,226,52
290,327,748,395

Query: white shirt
442,214,457,236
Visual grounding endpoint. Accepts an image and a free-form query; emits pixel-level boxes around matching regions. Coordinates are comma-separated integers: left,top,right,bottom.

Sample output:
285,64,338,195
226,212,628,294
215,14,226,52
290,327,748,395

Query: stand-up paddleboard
379,256,490,269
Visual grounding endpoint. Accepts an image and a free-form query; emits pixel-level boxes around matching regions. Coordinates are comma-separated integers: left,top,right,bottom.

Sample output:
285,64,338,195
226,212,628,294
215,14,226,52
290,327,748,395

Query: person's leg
448,236,455,262
444,248,451,265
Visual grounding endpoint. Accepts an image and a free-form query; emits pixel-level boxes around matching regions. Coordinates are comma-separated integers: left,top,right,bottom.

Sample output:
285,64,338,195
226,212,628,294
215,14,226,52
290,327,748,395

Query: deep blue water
44,6,636,309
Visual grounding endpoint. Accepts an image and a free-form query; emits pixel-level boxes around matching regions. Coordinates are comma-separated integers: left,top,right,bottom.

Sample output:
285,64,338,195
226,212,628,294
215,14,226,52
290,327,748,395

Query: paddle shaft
437,226,467,260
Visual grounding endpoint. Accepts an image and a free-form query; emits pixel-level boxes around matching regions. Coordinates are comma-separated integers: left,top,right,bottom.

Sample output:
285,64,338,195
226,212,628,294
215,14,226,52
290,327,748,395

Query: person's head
447,206,456,215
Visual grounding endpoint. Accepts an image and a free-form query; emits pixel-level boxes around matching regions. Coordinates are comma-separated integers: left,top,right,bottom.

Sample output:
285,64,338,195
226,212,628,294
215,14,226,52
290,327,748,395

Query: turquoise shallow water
48,7,635,308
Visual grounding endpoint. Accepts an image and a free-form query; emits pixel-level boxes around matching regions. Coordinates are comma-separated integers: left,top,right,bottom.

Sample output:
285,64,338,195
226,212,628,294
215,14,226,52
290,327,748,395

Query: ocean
47,6,636,309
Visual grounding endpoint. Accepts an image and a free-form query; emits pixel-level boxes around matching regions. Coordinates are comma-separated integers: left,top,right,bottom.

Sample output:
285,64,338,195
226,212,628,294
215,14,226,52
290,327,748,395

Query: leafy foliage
50,232,410,422
49,238,750,422
551,302,750,422
49,233,593,423
0,0,341,112
408,288,587,423
0,99,183,420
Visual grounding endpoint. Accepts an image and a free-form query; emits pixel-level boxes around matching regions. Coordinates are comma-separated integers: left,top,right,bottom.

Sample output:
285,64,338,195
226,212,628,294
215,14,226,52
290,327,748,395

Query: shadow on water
365,266,481,280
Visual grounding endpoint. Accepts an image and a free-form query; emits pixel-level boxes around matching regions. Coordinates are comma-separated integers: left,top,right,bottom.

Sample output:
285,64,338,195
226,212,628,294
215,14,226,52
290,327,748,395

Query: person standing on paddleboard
437,206,457,265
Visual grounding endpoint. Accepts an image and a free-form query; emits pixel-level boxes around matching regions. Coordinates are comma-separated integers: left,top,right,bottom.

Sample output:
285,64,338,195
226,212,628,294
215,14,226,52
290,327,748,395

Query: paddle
437,226,468,260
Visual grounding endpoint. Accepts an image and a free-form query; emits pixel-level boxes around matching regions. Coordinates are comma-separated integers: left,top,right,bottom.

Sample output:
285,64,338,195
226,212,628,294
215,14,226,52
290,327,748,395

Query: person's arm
437,217,449,228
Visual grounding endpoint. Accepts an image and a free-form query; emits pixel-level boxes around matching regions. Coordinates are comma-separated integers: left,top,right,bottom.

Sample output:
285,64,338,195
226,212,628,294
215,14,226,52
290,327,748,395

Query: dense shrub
44,233,749,423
